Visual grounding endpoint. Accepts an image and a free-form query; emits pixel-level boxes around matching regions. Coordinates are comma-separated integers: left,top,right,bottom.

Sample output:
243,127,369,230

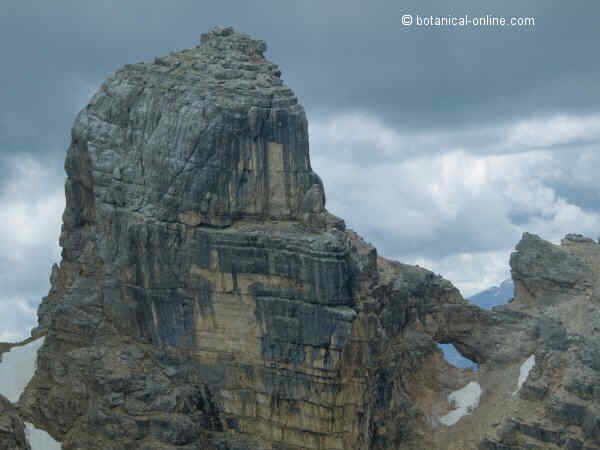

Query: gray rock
0,395,30,450
15,26,600,450
510,232,592,307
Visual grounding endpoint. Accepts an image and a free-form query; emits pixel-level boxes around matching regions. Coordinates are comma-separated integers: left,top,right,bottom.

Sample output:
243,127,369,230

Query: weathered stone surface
22,26,360,450
510,232,593,309
10,26,600,449
482,234,600,449
0,395,30,450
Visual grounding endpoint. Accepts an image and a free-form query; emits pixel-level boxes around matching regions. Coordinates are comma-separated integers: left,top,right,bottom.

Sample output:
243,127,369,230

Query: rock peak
14,26,600,450
69,28,330,231
199,25,267,57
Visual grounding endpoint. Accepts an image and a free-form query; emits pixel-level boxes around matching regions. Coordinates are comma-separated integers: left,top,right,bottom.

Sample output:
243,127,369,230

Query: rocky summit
2,26,600,449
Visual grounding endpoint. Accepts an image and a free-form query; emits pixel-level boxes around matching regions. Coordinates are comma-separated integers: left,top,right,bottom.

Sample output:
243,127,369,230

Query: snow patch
25,422,61,450
513,354,535,395
0,337,44,402
439,381,482,426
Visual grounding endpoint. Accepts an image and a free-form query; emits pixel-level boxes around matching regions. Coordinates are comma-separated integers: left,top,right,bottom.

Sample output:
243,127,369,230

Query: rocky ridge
1,26,600,449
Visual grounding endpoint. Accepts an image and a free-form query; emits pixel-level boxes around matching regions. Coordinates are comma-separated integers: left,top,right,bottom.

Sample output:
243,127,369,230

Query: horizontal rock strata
3,26,600,450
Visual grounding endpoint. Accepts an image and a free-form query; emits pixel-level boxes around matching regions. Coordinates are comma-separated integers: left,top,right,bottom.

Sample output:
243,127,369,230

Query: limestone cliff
2,26,600,449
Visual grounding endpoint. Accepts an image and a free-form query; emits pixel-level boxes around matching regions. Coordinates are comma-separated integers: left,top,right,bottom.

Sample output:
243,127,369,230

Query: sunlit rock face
12,26,600,450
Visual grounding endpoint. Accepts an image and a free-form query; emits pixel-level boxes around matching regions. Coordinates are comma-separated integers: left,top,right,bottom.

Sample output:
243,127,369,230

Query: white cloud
309,111,600,162
310,113,410,161
310,111,600,298
0,157,64,262
506,115,600,149
0,157,64,341
409,250,513,298
0,298,37,342
0,337,45,403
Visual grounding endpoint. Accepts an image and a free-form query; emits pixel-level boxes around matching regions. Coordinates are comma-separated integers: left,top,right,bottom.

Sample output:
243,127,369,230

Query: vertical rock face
25,26,359,450
9,27,600,449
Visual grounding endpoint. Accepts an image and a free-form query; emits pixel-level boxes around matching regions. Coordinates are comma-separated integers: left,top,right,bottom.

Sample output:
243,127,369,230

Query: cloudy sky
2,0,600,341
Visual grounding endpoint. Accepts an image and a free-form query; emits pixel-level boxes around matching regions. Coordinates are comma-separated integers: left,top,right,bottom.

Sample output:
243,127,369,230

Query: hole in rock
437,343,478,370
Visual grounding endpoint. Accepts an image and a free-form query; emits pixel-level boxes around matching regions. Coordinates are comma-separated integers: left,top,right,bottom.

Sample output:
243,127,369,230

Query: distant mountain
468,278,514,309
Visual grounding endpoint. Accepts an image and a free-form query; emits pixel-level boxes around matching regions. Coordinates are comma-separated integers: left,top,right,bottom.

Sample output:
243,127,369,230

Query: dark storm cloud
2,0,600,165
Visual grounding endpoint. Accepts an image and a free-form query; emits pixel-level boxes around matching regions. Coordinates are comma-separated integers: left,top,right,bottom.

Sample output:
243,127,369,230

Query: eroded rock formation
2,26,600,449
0,395,29,450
